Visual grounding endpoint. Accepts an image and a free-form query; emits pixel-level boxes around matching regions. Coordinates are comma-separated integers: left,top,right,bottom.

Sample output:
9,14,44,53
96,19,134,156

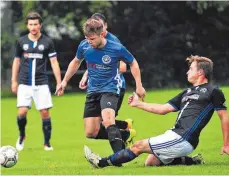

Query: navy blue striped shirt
168,83,227,149
14,34,57,85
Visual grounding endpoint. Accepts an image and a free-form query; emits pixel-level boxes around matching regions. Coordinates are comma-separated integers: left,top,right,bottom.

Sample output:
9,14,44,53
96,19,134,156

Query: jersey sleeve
118,45,134,64
14,40,23,58
48,40,57,58
167,90,185,111
211,88,227,111
76,41,85,60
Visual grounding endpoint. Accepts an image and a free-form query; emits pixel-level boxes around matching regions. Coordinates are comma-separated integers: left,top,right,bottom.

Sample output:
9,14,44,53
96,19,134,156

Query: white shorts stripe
148,130,193,164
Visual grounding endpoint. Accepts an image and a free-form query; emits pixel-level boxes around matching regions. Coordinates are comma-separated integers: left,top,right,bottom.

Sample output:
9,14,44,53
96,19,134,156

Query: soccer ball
0,145,18,168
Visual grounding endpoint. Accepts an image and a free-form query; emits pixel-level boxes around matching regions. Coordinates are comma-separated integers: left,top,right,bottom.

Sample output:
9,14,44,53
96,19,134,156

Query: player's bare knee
145,155,161,166
85,132,97,138
85,129,99,138
40,109,49,118
18,108,28,117
130,140,145,156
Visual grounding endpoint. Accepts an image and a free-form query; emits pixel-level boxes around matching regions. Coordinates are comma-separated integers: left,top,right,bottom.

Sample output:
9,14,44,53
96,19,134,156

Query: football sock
120,129,130,142
95,125,130,143
115,120,128,129
17,116,27,141
167,156,199,165
42,118,52,146
98,148,137,167
106,124,125,152
95,124,108,139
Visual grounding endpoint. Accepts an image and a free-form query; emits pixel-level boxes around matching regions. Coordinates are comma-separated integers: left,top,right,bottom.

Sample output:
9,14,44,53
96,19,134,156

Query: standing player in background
11,12,61,151
56,18,146,153
79,13,135,146
84,55,229,168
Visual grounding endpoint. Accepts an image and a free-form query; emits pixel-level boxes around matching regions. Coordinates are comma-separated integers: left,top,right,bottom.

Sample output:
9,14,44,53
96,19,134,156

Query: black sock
115,120,128,129
98,148,137,167
17,116,27,140
95,125,130,143
106,124,125,153
167,156,199,166
42,118,52,146
120,129,130,142
95,124,108,139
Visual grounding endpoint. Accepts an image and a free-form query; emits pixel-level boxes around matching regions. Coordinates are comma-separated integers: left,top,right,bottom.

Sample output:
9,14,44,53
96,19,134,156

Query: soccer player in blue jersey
56,18,146,153
79,13,135,146
84,56,229,168
11,12,61,151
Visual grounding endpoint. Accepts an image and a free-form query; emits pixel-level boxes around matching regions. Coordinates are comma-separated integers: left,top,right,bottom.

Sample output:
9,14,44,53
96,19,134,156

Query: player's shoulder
40,34,53,43
106,32,120,43
80,39,88,44
107,39,123,49
17,34,28,43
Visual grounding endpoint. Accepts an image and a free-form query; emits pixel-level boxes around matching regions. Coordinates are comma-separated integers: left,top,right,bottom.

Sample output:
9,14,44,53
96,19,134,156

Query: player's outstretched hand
79,76,88,89
136,86,146,101
220,145,229,155
55,81,67,96
11,81,18,95
128,92,140,107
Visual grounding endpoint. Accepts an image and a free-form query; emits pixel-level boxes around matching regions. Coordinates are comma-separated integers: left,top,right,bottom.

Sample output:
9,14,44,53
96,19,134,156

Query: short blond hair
83,18,103,36
186,55,213,80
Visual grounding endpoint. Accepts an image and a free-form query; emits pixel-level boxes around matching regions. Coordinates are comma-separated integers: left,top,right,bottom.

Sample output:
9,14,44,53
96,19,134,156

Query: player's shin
17,116,27,139
106,124,125,152
42,118,52,146
98,148,137,167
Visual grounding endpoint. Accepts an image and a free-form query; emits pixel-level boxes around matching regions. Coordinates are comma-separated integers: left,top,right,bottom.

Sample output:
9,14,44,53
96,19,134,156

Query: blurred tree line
1,1,229,92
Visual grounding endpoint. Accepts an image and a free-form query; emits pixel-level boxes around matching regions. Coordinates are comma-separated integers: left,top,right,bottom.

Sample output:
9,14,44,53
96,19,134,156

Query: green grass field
1,88,229,175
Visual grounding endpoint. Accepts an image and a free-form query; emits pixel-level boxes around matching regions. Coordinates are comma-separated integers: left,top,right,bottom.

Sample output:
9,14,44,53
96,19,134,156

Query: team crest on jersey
23,44,29,50
38,44,44,51
200,88,207,93
187,88,191,93
102,55,111,64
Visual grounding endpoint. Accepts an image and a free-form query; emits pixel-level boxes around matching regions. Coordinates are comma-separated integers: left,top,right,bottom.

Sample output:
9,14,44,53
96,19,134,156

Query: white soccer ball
0,146,18,168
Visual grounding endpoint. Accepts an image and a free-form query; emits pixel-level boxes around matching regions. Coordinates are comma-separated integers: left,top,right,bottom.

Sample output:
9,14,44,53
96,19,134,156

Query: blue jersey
106,32,126,89
76,40,134,95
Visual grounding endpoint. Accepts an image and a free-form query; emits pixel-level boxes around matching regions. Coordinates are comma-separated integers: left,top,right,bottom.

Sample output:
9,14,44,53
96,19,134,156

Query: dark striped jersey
14,34,57,85
168,83,227,149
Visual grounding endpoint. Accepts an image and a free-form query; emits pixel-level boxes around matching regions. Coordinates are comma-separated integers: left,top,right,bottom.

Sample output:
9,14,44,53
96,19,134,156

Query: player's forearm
136,102,166,115
11,58,20,82
51,60,62,85
130,59,142,87
82,70,88,80
63,59,81,83
221,114,229,146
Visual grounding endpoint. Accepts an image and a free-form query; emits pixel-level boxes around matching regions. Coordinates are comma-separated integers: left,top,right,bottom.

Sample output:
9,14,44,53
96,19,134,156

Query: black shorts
116,88,125,116
84,92,119,118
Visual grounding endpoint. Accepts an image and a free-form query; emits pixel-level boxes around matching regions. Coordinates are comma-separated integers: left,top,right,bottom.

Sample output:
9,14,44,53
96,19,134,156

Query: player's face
86,33,103,48
27,19,41,36
186,61,200,84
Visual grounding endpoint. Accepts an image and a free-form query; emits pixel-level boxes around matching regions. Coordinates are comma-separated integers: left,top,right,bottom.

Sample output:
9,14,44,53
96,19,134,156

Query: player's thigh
149,130,193,165
100,93,119,125
17,84,33,109
145,154,161,166
115,88,125,116
84,93,101,118
84,117,101,137
130,139,152,155
33,85,53,110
